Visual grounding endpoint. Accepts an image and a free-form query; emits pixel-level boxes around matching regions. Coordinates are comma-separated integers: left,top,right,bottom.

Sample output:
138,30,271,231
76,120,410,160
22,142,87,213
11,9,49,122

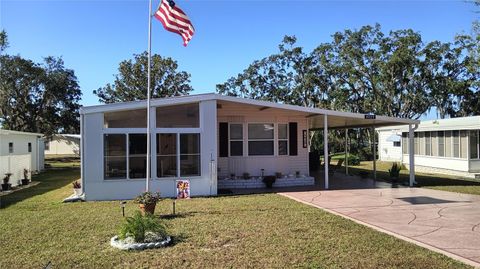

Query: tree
94,52,193,103
0,32,82,136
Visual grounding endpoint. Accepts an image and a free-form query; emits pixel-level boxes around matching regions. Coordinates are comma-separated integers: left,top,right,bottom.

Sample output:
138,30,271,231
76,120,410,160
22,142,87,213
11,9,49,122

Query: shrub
389,163,402,179
134,192,162,204
118,211,167,243
3,173,12,184
345,155,360,166
262,176,276,188
358,147,373,161
23,169,29,180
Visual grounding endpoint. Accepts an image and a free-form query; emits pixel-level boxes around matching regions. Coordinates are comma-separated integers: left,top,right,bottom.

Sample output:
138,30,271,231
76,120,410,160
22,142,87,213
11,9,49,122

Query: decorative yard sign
176,179,190,199
302,130,308,148
364,114,376,120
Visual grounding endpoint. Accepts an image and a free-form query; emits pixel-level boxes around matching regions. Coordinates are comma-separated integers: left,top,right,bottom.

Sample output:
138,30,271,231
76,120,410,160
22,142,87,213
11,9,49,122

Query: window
8,142,13,153
470,130,479,159
28,142,32,153
157,134,177,178
229,124,243,156
425,132,431,156
393,141,401,147
129,134,147,179
104,134,127,179
438,131,445,157
45,140,50,151
453,130,460,158
104,109,147,128
180,134,201,176
156,103,199,128
278,124,288,155
248,124,274,156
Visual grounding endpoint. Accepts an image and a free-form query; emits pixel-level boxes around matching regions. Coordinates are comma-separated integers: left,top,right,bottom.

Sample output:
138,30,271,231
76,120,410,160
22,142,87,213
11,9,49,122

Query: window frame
453,130,460,158
247,123,275,156
229,123,244,157
278,123,289,155
438,131,445,157
425,131,431,156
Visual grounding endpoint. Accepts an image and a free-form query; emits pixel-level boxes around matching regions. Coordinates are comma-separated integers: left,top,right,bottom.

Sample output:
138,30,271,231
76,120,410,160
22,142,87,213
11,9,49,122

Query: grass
0,161,472,268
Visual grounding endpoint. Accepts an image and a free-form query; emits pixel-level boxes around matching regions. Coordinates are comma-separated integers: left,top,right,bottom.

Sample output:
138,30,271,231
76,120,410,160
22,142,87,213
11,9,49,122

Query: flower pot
139,203,156,215
1,183,11,191
21,179,29,186
73,188,82,196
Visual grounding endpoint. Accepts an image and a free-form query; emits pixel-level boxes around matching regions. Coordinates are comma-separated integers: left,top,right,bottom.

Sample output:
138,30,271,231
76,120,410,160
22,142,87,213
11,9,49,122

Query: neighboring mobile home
45,134,81,156
377,116,480,178
0,129,45,186
80,93,418,201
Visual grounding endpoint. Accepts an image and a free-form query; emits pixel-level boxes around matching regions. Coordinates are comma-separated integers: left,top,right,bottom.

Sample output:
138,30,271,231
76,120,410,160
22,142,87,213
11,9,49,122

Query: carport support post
373,126,377,181
324,115,329,189
345,128,348,176
408,124,415,187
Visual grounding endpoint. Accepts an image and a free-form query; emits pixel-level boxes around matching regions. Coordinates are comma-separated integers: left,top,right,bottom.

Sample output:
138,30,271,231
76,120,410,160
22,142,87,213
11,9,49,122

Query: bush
346,155,360,166
118,211,167,243
389,163,402,179
262,176,276,188
358,147,373,161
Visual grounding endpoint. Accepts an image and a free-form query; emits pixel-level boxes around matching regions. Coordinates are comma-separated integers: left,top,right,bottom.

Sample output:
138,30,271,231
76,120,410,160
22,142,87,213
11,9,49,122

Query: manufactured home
45,134,81,156
80,94,419,201
0,129,45,186
377,116,480,178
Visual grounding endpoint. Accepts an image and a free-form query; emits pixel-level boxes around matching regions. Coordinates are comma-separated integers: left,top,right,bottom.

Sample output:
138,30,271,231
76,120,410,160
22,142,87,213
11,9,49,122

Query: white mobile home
45,134,81,156
80,94,418,201
0,129,45,186
377,116,480,178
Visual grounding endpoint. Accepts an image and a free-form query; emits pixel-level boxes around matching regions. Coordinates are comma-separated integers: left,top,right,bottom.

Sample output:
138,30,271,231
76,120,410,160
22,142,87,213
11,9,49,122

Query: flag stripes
154,0,194,46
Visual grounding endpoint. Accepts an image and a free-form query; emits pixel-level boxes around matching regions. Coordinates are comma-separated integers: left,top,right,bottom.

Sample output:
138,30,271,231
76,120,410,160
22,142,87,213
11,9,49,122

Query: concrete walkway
280,185,480,267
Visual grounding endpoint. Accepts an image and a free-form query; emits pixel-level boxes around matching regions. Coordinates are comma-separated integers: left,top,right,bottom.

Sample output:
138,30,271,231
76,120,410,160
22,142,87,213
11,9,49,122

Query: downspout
409,123,419,187
80,113,85,196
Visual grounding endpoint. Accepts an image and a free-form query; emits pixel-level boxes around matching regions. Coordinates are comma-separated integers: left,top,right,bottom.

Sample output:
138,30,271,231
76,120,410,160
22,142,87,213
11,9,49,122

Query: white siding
83,100,218,201
378,130,402,162
45,136,80,156
403,154,469,172
0,132,44,186
217,103,309,179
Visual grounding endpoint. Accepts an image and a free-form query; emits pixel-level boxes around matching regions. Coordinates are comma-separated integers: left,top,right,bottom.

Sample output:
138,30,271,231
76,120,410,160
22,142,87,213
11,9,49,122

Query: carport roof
80,93,419,129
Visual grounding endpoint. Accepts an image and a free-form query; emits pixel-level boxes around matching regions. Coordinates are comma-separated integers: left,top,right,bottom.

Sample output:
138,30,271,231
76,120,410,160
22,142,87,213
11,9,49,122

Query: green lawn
0,162,472,268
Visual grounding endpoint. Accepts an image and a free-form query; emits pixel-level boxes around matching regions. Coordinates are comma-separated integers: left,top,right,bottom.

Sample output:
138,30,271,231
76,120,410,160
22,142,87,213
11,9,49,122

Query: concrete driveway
280,186,480,267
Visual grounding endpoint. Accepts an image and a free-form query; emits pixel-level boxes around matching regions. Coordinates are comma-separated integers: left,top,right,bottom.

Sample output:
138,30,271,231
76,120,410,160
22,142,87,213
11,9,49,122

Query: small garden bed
218,176,314,189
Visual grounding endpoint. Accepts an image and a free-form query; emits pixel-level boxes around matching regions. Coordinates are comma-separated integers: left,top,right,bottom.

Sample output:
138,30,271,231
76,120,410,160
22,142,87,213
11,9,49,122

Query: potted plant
275,172,283,179
72,180,82,196
21,169,30,186
134,192,162,215
262,175,276,188
295,171,301,178
242,172,251,180
230,173,235,179
389,163,402,183
2,173,12,191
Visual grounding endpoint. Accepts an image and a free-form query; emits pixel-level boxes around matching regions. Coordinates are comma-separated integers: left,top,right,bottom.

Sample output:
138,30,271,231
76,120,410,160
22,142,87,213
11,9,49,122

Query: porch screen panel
425,132,431,156
419,132,425,155
470,130,479,159
431,132,438,156
180,134,201,176
453,130,460,158
129,134,147,179
445,131,452,157
438,131,445,157
288,122,298,156
460,131,468,159
402,133,408,154
248,124,274,156
104,134,127,179
157,134,177,178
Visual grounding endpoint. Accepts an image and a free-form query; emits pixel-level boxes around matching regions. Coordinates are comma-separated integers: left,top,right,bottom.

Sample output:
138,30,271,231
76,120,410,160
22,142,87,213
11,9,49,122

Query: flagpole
146,0,153,193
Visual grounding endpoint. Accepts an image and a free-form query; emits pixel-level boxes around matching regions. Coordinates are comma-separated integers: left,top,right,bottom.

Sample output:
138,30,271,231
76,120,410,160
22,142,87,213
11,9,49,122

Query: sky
0,0,478,119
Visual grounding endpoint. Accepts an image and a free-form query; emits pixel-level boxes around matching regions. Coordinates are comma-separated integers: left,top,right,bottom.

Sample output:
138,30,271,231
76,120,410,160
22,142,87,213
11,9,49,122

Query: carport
306,111,420,189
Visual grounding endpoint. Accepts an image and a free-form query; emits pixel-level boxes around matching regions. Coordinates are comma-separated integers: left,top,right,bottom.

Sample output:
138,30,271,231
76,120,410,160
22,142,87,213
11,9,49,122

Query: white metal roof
80,93,419,129
377,115,480,132
0,129,43,137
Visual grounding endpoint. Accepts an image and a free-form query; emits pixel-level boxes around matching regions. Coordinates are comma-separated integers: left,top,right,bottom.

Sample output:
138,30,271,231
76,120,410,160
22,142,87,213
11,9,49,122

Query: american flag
154,0,195,46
